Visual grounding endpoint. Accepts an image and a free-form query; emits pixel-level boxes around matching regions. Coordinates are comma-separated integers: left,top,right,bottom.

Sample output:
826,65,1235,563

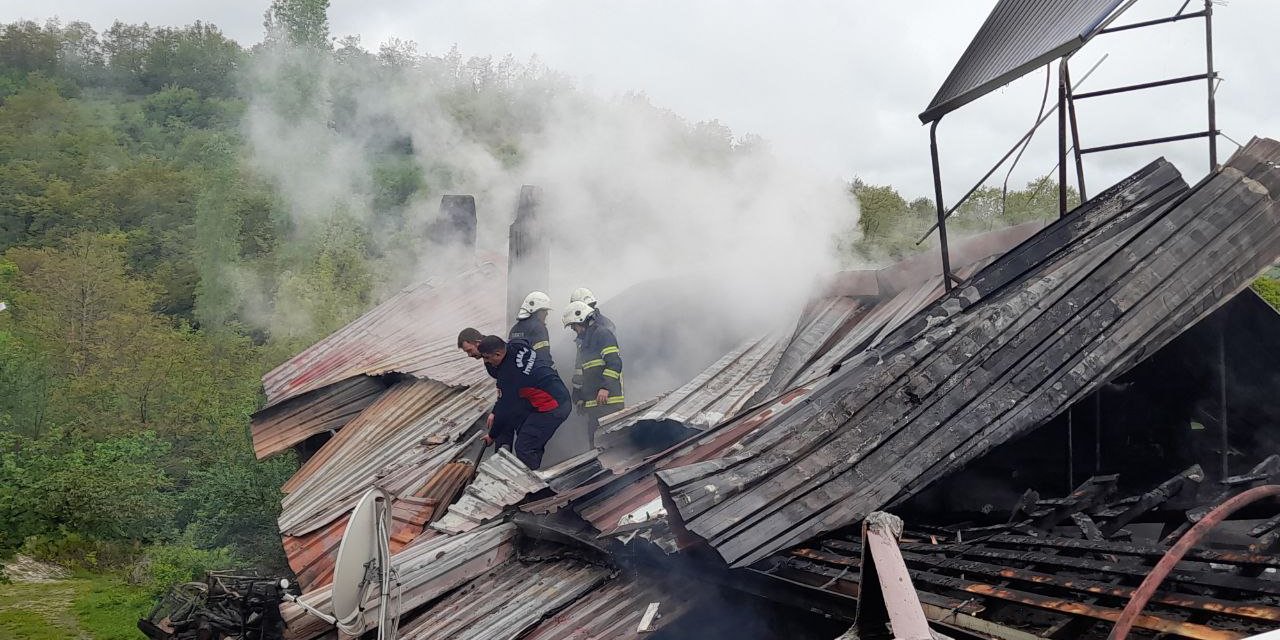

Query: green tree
851,179,909,239
263,0,331,49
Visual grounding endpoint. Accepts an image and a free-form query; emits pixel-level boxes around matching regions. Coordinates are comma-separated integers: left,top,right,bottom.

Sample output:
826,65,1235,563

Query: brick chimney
507,185,549,326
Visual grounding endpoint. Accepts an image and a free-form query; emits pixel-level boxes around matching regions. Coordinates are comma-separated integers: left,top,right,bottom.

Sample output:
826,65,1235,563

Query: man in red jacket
478,335,571,470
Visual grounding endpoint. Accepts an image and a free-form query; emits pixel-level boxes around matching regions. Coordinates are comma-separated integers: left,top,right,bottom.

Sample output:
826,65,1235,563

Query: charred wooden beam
980,534,1280,567
907,570,1245,640
1034,475,1117,532
898,553,1280,624
1101,466,1205,536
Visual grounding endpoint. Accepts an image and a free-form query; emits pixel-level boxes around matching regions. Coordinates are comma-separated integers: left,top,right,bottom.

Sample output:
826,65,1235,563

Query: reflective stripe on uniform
600,345,619,356
582,359,606,369
532,340,550,351
602,369,621,379
584,396,625,408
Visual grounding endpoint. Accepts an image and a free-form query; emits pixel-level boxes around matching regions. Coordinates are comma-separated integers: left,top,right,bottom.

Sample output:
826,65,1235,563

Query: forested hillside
2,2,1274,626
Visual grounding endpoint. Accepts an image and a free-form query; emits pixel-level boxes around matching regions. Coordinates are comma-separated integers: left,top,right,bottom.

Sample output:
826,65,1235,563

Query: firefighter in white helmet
563,300,623,447
568,287,615,332
510,291,554,366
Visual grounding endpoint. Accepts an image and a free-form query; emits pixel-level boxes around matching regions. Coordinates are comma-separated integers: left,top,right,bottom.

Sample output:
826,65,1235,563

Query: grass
0,573,153,640
72,575,154,640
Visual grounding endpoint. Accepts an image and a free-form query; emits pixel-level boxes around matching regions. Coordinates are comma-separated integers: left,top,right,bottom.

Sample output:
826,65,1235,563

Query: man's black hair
457,327,484,348
477,335,506,355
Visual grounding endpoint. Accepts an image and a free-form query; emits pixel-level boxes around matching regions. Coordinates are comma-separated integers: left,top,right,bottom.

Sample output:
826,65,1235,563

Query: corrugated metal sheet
562,385,818,543
518,572,696,640
432,448,548,535
920,0,1126,123
283,522,518,640
250,376,388,460
597,334,784,437
793,258,998,386
283,461,473,591
396,558,613,640
260,260,505,409
278,379,492,536
763,297,871,396
656,145,1280,567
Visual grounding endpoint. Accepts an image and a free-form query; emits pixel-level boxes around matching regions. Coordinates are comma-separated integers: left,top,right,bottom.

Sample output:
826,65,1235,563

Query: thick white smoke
240,39,859,350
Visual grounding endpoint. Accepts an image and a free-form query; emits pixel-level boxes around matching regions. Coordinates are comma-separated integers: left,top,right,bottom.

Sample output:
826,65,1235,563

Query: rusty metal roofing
919,0,1126,123
278,378,492,536
597,333,784,437
283,522,518,640
654,144,1280,567
396,558,614,640
432,448,549,535
260,259,505,409
250,376,388,460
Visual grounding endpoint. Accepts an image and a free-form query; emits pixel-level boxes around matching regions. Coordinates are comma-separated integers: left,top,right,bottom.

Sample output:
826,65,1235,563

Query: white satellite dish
283,487,400,640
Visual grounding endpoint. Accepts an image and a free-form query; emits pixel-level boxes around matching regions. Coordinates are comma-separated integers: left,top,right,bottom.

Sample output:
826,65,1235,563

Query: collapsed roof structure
243,3,1280,639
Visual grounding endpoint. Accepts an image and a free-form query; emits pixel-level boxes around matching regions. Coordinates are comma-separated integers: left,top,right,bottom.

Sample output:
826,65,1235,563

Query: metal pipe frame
1058,65,1069,217
1096,9,1208,35
1205,0,1218,169
928,120,955,292
1080,130,1213,155
1060,0,1219,199
1072,72,1210,100
1065,63,1087,202
916,57,1107,244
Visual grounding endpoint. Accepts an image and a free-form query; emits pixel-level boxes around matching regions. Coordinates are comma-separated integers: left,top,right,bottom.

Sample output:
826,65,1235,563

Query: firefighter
563,301,623,447
569,287,616,332
477,335,571,470
510,291,554,366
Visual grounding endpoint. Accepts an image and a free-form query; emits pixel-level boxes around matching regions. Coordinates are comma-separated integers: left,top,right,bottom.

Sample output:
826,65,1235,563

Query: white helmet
569,287,597,307
562,300,595,327
517,291,552,320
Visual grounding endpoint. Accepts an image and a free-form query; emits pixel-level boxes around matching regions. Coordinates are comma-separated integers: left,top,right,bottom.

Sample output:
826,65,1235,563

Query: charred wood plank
1165,456,1280,544
980,534,1280,567
905,570,1245,640
1101,466,1205,536
889,541,1280,596
892,552,1280,624
1247,513,1280,538
1072,513,1105,541
1033,476,1117,532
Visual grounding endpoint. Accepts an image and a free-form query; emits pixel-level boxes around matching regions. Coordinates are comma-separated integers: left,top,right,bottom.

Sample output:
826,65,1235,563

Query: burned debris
140,572,289,640
212,1,1280,637
232,136,1280,640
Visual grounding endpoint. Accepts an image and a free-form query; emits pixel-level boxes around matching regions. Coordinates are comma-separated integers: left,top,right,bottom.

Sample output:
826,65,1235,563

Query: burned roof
657,141,1280,567
257,139,1280,640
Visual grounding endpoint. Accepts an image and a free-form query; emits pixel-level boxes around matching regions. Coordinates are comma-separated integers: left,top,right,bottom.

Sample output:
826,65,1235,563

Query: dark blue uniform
508,316,553,367
572,318,624,446
490,341,571,469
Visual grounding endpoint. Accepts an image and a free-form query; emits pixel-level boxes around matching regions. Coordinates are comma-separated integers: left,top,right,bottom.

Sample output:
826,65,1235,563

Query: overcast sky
3,0,1278,199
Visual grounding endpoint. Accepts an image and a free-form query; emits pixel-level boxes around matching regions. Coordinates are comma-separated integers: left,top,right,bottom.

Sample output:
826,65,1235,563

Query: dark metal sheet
920,0,1125,123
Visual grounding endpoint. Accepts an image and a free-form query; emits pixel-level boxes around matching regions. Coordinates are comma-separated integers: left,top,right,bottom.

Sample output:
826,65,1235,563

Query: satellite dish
283,487,400,639
333,487,394,635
